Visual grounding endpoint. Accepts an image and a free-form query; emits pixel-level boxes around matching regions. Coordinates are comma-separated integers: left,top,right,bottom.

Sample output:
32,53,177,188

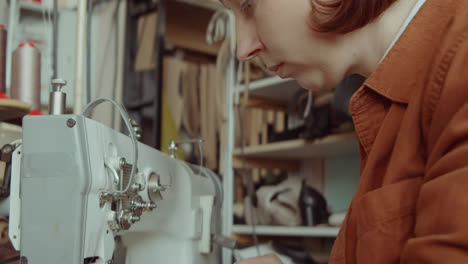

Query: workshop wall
0,2,8,25
1,0,125,129
134,1,227,170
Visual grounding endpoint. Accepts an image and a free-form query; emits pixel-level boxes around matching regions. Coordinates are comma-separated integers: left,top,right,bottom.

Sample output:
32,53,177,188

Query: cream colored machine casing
9,114,221,264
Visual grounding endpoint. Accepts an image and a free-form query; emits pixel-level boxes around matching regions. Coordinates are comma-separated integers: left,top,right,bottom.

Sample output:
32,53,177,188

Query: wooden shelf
232,225,340,237
0,99,31,122
236,77,302,104
234,132,358,159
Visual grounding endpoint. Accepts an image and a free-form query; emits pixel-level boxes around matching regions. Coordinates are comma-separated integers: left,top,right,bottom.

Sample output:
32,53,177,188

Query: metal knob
51,78,67,91
49,78,67,115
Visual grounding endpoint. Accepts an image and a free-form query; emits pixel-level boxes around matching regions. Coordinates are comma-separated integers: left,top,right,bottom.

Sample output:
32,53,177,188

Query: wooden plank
167,1,221,55
275,111,285,133
135,13,158,71
260,168,267,180
266,109,274,124
182,63,201,137
248,108,260,146
200,64,208,164
163,57,185,131
207,64,218,169
134,3,221,71
219,123,226,174
200,64,218,169
252,168,260,184
261,123,268,145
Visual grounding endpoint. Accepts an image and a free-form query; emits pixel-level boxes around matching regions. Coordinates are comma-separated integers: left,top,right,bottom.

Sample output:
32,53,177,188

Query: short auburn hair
310,0,398,33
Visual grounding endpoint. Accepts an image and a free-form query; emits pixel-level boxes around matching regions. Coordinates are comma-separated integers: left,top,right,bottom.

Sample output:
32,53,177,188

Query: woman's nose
236,20,264,61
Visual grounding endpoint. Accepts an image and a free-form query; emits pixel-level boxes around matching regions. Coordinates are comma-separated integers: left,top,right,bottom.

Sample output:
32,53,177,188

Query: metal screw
67,119,76,128
51,78,67,92
132,183,142,191
168,141,178,158
119,157,126,167
129,119,142,139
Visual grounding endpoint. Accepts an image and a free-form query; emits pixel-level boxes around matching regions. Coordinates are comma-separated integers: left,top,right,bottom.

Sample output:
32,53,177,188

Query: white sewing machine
0,82,224,263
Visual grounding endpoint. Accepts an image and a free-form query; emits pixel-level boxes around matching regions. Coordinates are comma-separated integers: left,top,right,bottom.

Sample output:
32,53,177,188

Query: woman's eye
240,0,253,13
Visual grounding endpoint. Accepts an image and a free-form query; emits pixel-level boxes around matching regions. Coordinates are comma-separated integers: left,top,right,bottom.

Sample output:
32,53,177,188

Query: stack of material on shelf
235,106,286,148
162,56,225,171
253,176,304,226
270,90,355,143
236,75,364,149
234,172,330,228
233,167,287,222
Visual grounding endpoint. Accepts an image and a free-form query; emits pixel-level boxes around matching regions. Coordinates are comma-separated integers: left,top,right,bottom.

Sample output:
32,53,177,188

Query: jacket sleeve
400,33,468,263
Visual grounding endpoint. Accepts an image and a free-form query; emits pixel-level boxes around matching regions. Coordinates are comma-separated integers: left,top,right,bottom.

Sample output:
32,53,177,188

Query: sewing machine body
8,114,220,264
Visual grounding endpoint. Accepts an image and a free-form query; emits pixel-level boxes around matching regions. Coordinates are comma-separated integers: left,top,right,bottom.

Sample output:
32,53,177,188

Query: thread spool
11,42,41,110
0,25,6,94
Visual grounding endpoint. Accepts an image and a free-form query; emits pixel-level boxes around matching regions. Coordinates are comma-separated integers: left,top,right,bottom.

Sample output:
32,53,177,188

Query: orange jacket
330,0,468,263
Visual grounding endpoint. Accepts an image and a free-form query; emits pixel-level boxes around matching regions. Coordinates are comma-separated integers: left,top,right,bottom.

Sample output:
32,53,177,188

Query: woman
221,0,468,263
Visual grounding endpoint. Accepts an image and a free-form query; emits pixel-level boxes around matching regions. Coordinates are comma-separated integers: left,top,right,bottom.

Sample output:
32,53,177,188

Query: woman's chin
296,78,324,92
296,73,340,92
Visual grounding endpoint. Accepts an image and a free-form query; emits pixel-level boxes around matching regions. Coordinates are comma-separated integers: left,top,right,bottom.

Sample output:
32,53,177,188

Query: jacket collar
363,0,456,104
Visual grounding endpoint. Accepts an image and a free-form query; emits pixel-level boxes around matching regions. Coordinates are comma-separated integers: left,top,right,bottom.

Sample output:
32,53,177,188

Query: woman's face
223,0,356,91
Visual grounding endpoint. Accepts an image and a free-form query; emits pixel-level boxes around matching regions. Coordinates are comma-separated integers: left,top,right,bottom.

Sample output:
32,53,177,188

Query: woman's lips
269,63,288,78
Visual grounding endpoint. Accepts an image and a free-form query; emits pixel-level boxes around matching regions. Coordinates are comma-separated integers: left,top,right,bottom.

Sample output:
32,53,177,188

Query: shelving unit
223,67,360,263
232,225,340,237
235,76,302,103
234,132,358,159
